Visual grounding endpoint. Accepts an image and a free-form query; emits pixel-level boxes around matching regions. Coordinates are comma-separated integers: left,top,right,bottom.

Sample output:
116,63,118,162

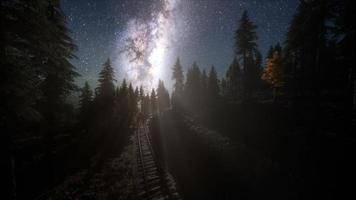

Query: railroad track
135,118,181,200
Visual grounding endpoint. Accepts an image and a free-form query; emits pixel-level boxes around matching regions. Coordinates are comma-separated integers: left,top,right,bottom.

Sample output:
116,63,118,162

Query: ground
149,108,339,200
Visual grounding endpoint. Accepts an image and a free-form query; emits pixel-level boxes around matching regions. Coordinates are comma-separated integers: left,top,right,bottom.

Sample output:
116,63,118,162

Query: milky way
116,0,179,89
62,0,298,89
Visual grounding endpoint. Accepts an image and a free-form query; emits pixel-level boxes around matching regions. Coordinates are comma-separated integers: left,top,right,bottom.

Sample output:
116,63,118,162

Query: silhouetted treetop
172,57,184,96
235,10,258,59
96,58,115,102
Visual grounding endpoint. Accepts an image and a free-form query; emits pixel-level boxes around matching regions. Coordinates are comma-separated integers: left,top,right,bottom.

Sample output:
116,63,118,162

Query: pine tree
139,85,145,111
252,48,263,91
1,0,79,191
171,58,184,109
134,86,139,99
285,1,329,99
226,57,242,100
114,79,129,123
127,83,137,118
79,82,93,113
334,0,356,109
201,69,208,99
43,0,78,189
2,0,78,120
234,10,259,100
116,79,128,105
139,85,144,98
1,0,80,195
157,80,170,112
235,10,257,67
150,89,157,114
142,94,151,115
172,57,184,96
220,78,227,97
39,0,79,129
96,59,115,105
208,66,220,100
254,49,263,70
79,81,93,127
121,79,128,93
185,62,202,106
128,83,134,98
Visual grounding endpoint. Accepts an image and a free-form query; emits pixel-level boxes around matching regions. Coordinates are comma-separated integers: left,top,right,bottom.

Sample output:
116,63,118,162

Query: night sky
61,0,298,90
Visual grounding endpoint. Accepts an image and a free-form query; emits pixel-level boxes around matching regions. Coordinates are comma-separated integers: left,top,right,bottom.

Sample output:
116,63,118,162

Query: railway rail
134,117,181,200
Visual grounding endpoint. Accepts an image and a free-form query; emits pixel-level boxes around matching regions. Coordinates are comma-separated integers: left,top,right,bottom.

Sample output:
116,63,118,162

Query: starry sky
61,0,299,90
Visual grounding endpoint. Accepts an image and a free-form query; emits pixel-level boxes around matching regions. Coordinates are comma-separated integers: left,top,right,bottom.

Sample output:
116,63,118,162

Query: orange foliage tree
262,51,284,101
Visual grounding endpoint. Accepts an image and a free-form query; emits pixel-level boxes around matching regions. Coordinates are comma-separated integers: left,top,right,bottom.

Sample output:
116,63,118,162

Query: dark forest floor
20,102,354,199
150,103,353,200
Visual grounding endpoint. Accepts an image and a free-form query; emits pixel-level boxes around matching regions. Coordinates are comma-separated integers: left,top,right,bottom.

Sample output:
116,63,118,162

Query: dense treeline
0,1,147,199
1,0,355,199
170,0,355,116
1,0,78,198
170,10,264,110
163,1,354,198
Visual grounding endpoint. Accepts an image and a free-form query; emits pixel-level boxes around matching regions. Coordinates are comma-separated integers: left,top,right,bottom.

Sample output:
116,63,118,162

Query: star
61,0,299,88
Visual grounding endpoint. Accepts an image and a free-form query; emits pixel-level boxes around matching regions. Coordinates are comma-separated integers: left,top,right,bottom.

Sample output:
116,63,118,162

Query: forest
1,0,355,199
